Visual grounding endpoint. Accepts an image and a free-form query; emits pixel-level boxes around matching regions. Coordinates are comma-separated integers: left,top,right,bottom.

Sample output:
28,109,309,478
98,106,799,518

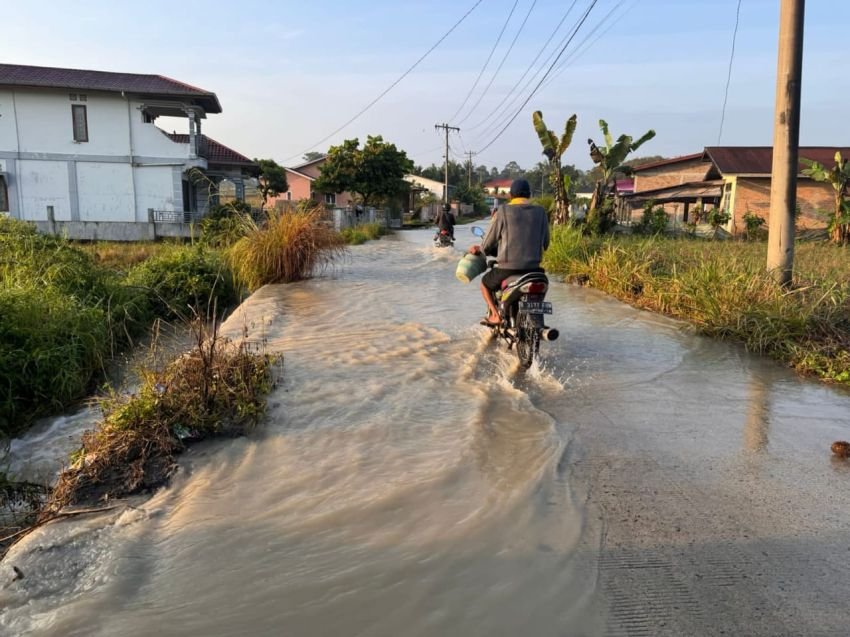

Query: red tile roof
0,63,221,113
704,146,850,175
484,178,513,188
166,133,254,166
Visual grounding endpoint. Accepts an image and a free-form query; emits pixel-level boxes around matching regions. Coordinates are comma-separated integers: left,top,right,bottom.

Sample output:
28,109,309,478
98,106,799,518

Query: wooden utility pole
465,151,476,188
766,0,805,286
435,123,460,204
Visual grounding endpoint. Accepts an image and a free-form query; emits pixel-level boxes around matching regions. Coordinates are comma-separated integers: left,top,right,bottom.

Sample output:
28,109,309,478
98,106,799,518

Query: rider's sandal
479,317,502,327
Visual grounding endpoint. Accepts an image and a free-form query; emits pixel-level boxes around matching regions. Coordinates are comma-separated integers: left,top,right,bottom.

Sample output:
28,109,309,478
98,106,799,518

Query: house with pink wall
270,155,355,209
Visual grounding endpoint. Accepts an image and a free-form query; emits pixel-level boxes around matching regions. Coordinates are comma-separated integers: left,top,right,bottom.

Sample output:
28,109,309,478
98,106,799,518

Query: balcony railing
150,209,205,224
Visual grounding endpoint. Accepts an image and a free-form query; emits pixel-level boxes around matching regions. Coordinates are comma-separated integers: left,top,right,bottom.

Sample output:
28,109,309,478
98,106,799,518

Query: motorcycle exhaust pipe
541,327,559,341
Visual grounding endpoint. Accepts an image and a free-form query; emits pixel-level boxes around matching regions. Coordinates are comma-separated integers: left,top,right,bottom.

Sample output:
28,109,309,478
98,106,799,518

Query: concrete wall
0,90,20,152
135,165,179,219
18,159,71,220
77,162,135,222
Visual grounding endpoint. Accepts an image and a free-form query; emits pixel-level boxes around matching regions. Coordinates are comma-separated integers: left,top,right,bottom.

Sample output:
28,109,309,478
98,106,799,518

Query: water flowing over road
3,227,850,636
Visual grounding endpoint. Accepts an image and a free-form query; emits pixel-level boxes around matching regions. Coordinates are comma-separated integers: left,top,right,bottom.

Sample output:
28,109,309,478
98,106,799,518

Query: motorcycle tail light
528,282,547,294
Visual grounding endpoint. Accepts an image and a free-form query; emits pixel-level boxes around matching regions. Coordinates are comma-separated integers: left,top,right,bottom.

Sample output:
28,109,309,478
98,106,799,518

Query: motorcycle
471,226,559,368
434,229,454,248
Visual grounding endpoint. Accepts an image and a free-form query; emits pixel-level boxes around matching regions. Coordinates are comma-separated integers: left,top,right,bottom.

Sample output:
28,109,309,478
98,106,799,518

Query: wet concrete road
2,226,850,637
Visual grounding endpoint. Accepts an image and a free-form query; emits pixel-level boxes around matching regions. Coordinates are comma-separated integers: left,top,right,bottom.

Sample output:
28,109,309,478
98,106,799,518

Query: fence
150,209,205,224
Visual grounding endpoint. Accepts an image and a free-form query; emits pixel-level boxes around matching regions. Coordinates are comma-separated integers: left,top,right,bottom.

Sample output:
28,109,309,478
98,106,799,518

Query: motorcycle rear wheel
516,312,540,369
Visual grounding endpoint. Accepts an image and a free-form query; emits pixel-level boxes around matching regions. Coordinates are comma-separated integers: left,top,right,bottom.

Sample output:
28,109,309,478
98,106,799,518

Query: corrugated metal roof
166,133,254,166
631,153,705,172
704,146,850,175
0,63,222,113
624,180,723,203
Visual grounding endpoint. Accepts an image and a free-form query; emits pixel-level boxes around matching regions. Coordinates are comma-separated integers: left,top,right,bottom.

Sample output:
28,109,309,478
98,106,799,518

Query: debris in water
12,566,24,581
831,441,850,458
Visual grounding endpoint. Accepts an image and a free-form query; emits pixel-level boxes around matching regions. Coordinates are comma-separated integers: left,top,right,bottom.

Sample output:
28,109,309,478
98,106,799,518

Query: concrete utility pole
435,123,460,204
766,0,805,286
465,150,476,188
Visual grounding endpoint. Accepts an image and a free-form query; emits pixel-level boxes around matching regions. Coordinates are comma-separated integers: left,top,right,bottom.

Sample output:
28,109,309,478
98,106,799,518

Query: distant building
621,147,849,234
269,155,355,210
0,63,257,240
482,178,513,198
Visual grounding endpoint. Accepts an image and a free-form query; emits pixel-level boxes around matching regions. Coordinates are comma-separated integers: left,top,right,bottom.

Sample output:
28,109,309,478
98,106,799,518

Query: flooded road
3,226,850,636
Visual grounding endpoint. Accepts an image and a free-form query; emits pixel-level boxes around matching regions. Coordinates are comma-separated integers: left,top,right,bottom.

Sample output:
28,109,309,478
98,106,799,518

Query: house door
182,179,198,213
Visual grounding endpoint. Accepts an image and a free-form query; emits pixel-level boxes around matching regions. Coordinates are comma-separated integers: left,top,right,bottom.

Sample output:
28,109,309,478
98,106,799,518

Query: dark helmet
443,203,452,212
509,179,531,198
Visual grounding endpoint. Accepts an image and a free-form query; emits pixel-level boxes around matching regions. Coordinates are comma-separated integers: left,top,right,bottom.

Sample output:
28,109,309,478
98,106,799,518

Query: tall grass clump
544,231,850,384
227,206,346,290
46,319,278,511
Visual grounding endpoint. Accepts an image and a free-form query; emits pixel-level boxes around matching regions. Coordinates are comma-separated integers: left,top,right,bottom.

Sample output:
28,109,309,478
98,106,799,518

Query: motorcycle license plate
519,301,552,314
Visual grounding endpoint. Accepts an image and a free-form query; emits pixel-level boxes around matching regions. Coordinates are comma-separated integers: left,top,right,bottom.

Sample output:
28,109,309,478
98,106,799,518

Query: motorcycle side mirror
471,226,485,238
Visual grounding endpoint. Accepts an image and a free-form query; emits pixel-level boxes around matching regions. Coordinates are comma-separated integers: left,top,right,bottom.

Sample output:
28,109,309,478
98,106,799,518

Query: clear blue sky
2,0,846,170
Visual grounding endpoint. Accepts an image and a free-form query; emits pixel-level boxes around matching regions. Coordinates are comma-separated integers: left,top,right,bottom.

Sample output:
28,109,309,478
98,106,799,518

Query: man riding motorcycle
435,203,456,241
468,179,550,326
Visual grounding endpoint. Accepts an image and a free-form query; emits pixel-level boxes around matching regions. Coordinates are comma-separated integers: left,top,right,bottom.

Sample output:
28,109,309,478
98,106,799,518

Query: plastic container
455,253,487,283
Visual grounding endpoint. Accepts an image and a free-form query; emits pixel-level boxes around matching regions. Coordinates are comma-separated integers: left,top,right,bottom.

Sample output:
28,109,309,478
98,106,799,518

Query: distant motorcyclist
468,179,549,326
435,203,455,240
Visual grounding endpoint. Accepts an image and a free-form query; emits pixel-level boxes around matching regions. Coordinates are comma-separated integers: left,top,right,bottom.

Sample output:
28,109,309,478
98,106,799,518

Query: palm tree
532,111,577,225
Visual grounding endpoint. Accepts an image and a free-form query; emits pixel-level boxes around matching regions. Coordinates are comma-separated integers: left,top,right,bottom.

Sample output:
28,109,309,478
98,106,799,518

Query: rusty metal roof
0,63,222,113
630,153,705,172
166,133,254,166
704,146,850,175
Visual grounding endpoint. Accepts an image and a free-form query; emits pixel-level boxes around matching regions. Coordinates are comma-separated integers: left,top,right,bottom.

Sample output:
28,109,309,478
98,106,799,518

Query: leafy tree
586,120,656,234
533,111,578,225
254,158,289,208
802,152,850,244
302,151,325,163
314,136,414,209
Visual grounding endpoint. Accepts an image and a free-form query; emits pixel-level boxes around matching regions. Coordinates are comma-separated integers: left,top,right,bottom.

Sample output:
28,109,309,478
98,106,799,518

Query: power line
541,0,635,91
447,0,520,124
282,0,485,163
465,0,581,133
718,0,743,144
477,0,600,154
457,0,538,125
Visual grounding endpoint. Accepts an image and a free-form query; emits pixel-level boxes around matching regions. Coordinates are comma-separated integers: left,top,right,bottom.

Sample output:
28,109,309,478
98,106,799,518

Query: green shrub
743,211,766,240
0,287,110,435
126,245,238,320
340,222,387,245
200,201,254,248
635,201,669,235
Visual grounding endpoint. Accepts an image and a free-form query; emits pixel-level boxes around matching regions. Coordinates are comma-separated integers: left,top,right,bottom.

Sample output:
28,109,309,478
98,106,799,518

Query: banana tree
801,152,850,245
586,120,655,233
533,111,577,225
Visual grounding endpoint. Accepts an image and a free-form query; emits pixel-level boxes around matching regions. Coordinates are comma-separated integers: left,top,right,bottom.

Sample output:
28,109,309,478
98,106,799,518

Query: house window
72,105,88,142
286,191,292,201
324,193,336,205
0,176,8,212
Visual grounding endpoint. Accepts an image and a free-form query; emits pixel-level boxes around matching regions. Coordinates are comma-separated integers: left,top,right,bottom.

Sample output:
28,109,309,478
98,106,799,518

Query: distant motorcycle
434,229,454,248
471,226,558,368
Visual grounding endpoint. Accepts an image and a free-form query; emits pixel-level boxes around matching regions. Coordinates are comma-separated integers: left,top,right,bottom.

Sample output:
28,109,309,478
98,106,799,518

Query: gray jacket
481,202,550,270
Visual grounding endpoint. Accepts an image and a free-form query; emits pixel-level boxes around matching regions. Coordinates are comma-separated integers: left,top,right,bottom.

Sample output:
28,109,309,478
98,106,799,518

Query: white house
0,63,257,240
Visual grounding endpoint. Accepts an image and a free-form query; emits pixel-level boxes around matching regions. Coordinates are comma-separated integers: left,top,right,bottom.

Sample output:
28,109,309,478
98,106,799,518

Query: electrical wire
477,0,600,154
541,0,635,91
456,0,538,125
718,0,743,144
447,0,520,124
465,0,581,133
282,0,486,163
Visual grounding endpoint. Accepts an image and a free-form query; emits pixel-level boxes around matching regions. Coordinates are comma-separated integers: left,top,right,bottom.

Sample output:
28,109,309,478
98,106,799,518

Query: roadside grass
76,240,180,271
45,319,278,512
340,222,390,245
228,206,346,289
0,218,237,435
543,227,850,385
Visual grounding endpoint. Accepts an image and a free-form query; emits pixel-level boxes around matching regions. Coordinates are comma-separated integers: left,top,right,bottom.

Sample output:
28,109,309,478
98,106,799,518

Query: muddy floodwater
3,226,850,636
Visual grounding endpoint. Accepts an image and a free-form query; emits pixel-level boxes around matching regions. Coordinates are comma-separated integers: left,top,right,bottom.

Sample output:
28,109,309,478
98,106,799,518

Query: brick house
269,155,355,210
622,147,848,235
